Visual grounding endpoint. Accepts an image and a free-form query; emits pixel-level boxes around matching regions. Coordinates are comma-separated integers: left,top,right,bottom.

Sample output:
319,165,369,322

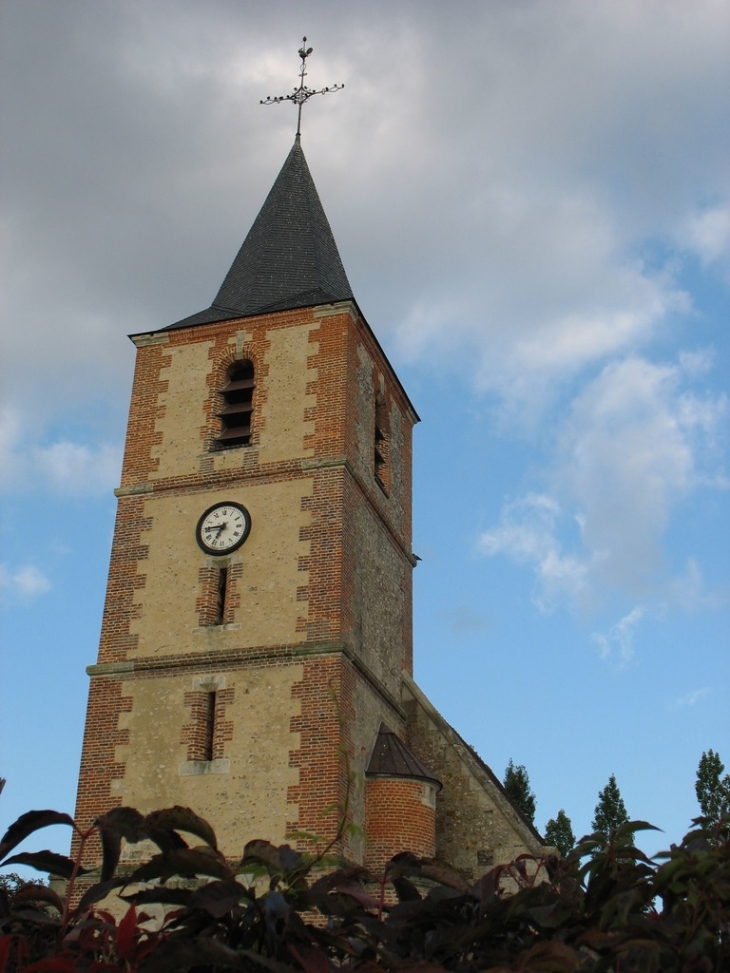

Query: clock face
196,502,251,555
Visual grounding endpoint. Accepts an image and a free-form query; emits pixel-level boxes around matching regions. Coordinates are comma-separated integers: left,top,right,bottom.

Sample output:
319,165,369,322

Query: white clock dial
196,502,251,554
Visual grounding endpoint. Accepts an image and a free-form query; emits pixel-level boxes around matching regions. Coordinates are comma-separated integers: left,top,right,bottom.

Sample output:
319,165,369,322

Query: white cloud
674,687,713,708
685,205,730,267
679,348,715,379
558,356,728,592
479,352,728,622
591,606,647,666
394,188,690,417
32,441,123,496
0,409,122,497
478,493,591,612
670,557,730,612
0,563,51,604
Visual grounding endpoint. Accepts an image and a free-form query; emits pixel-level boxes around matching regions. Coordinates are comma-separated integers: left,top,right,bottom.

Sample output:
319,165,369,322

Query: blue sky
1,0,728,865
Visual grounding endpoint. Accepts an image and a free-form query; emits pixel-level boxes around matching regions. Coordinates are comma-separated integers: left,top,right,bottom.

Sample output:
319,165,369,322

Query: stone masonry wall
75,301,418,872
403,676,545,879
114,662,302,858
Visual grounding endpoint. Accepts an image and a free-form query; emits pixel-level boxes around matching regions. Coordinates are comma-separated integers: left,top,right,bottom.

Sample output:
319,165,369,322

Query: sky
1,0,728,866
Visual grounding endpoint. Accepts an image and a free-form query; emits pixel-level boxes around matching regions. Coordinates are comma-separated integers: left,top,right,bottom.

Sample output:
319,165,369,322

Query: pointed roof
366,724,442,790
164,138,353,330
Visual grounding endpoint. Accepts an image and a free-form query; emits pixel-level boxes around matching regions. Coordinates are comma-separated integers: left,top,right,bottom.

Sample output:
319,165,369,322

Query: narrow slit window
374,396,389,492
203,691,217,762
217,360,255,447
214,567,228,625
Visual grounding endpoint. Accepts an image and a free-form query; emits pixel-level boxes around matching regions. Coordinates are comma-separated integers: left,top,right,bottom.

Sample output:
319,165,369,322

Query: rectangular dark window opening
214,567,228,625
203,691,217,762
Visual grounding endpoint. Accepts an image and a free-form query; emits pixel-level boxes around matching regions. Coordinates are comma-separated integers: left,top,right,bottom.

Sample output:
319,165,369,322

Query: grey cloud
1,0,727,441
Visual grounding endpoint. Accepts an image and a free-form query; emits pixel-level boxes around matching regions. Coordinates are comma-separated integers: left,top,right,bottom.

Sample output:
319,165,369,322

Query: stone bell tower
73,136,440,867
75,48,547,875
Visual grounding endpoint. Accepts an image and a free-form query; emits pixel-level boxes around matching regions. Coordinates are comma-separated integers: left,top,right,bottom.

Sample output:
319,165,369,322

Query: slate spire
166,138,353,330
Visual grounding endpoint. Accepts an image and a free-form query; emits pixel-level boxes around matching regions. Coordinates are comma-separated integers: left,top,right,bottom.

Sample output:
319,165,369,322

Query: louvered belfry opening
374,395,389,491
217,360,255,447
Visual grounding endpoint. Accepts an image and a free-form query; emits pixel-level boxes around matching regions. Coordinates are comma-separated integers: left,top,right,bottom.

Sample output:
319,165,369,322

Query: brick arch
215,344,259,380
204,345,261,450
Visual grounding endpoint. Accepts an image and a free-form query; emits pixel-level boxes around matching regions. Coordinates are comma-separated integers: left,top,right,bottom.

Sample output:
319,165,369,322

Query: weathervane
261,37,344,138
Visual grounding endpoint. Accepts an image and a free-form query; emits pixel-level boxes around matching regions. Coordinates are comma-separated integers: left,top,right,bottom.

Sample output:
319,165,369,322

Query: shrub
1,806,727,972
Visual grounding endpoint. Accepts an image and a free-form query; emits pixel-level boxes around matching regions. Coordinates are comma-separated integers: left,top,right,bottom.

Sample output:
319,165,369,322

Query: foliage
1,804,729,973
592,773,632,841
503,758,537,824
544,809,575,857
696,749,730,827
0,876,43,899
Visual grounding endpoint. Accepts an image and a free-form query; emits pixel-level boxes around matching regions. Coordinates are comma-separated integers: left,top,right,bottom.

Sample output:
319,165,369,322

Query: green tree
592,773,631,839
503,759,536,824
0,871,41,895
695,749,730,826
544,809,575,856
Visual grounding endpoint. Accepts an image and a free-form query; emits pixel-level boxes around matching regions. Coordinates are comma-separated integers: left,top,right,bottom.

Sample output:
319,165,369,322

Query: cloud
591,606,647,666
0,2,727,652
558,356,728,592
685,205,730,267
32,442,123,496
478,352,728,617
378,0,726,408
679,349,715,380
392,182,691,422
0,409,122,496
673,687,713,708
1,0,728,430
478,494,591,612
0,563,51,604
0,408,23,492
670,557,730,612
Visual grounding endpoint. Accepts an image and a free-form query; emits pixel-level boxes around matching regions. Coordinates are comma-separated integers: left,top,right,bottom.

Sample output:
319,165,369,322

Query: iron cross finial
260,37,344,138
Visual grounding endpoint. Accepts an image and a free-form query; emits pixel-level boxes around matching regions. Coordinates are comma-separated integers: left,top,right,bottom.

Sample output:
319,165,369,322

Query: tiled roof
163,137,353,331
366,724,442,790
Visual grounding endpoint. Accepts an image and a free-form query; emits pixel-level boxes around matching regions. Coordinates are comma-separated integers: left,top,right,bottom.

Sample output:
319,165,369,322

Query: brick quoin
71,678,131,864
288,654,357,859
95,496,149,666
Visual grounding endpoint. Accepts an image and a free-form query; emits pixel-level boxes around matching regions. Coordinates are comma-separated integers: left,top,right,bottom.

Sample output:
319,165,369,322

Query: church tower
74,136,434,867
75,70,547,874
